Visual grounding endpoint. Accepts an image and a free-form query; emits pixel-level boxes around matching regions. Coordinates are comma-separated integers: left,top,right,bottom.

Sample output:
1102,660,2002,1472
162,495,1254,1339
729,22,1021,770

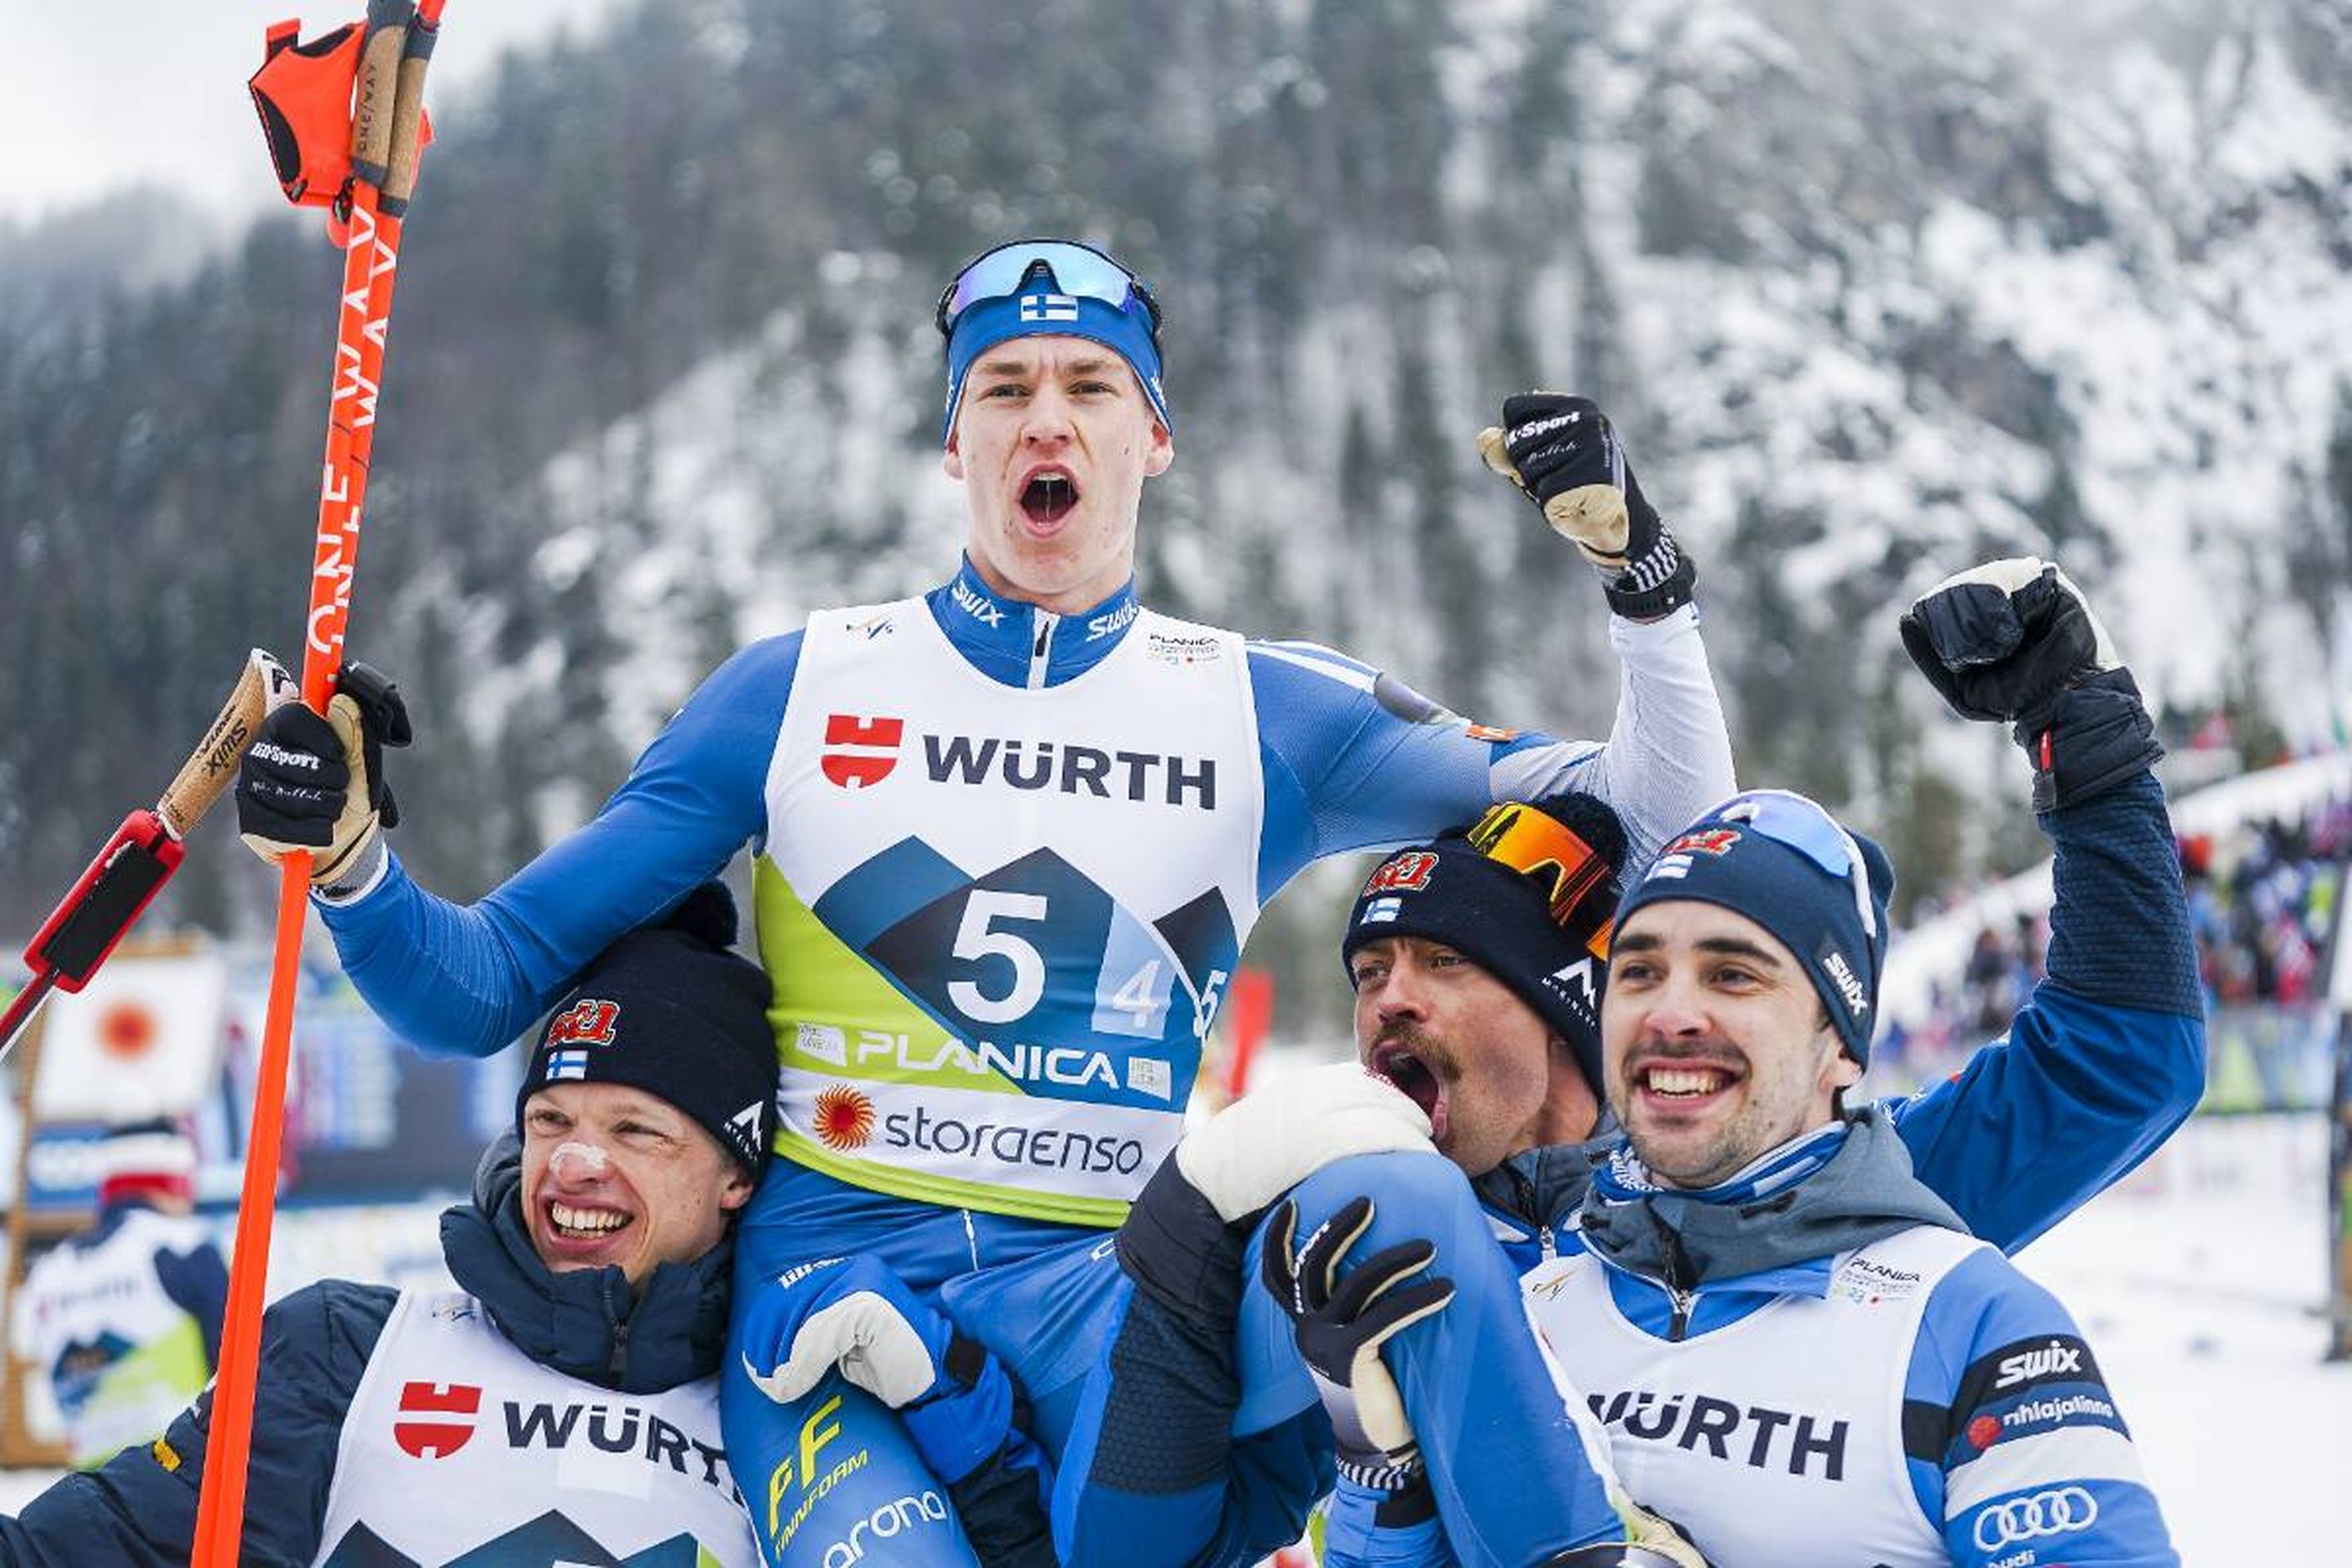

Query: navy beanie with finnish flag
1613,791,1896,1066
518,883,777,1177
1341,794,1627,1093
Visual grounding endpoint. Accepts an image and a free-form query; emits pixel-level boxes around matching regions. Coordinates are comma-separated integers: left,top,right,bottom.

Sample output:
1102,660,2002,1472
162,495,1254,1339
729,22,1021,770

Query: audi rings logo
1972,1486,2099,1549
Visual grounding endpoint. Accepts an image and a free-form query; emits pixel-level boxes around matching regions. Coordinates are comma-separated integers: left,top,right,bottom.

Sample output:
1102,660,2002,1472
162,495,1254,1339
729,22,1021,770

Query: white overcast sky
0,2,624,226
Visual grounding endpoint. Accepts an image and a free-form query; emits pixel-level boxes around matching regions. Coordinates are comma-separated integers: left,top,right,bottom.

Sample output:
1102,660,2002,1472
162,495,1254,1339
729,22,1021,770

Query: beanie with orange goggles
1341,793,1627,1091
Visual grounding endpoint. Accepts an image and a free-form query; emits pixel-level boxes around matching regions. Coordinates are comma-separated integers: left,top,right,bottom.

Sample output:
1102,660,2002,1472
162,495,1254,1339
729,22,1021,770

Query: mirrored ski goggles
935,238,1163,342
1713,789,1879,940
1467,801,1615,956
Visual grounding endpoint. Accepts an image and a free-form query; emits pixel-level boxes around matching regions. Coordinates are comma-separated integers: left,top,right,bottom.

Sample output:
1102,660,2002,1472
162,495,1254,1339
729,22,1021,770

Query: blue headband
942,291,1171,444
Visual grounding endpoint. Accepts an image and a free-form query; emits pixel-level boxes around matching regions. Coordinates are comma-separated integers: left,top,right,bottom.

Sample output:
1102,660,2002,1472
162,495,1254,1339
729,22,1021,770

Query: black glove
1477,394,1696,619
1899,559,2162,812
1261,1196,1454,1471
237,660,411,889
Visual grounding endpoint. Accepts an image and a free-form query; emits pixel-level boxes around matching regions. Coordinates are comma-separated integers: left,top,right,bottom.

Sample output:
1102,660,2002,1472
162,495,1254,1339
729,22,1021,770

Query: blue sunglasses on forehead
935,238,1164,342
1712,790,1880,942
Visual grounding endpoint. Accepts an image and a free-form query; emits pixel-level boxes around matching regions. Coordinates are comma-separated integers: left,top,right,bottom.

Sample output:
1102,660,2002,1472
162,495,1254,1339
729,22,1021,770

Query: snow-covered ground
3,1113,2343,1560
2011,1111,2352,1561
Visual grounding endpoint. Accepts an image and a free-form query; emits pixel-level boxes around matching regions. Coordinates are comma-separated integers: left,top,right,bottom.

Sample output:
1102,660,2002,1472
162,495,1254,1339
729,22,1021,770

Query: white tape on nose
550,1139,610,1178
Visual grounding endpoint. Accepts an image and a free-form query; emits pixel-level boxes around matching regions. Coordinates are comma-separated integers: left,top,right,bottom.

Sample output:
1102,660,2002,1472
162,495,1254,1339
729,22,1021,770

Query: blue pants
723,1153,1613,1568
724,1160,1116,1567
1054,1152,1617,1568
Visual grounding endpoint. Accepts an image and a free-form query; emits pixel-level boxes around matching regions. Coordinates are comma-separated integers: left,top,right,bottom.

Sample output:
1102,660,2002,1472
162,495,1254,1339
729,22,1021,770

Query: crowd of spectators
1873,791,2351,1105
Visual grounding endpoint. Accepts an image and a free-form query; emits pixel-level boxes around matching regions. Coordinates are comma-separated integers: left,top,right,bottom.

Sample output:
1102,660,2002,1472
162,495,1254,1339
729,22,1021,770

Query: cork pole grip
382,42,434,207
155,651,273,840
348,4,412,180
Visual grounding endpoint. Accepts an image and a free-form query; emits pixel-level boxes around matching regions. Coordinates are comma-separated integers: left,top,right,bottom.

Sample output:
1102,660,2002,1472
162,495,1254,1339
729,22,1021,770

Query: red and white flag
33,951,227,1122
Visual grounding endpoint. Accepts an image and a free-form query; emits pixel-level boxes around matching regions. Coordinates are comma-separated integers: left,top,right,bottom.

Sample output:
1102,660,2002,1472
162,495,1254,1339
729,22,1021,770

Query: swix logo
1085,601,1140,640
394,1381,481,1459
1660,828,1740,859
822,715,904,790
1994,1339,2086,1390
924,733,1216,808
1820,947,1869,1018
546,999,619,1049
1361,851,1437,898
949,578,1006,626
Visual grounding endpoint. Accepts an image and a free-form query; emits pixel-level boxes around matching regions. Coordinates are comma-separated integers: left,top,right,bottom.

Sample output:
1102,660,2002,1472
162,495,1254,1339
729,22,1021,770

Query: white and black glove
1898,558,2162,812
1477,394,1695,620
1118,1065,1434,1329
236,658,410,895
1261,1194,1453,1493
738,1254,1010,1486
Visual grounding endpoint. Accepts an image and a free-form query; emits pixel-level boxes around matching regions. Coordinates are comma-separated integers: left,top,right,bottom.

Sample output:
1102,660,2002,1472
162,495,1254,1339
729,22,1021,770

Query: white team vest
1522,1226,1989,1567
315,1289,758,1566
16,1209,215,1468
756,599,1263,1226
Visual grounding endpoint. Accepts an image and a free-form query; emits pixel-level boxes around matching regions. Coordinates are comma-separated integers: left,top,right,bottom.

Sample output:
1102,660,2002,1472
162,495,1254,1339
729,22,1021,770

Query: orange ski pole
193,3,448,1561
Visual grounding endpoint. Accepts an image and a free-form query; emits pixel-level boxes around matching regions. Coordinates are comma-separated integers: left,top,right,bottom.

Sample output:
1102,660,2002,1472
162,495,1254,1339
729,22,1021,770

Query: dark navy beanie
1612,790,1895,1064
1341,795,1627,1091
519,883,778,1176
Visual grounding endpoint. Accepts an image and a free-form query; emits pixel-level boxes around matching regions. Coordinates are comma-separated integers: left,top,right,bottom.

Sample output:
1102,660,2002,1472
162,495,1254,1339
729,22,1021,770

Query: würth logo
823,715,904,790
394,1381,482,1459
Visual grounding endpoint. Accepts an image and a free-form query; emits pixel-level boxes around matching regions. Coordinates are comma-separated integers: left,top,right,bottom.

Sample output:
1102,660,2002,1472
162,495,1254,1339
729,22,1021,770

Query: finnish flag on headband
1020,291,1081,323
547,1049,590,1082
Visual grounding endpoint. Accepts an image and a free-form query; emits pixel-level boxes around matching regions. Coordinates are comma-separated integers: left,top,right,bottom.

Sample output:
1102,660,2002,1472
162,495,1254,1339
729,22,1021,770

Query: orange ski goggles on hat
1465,800,1615,958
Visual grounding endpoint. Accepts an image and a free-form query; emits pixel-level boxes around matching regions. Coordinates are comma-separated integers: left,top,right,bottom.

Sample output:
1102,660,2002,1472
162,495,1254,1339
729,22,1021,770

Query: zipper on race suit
1539,1223,1557,1262
1027,609,1058,689
1666,1285,1697,1342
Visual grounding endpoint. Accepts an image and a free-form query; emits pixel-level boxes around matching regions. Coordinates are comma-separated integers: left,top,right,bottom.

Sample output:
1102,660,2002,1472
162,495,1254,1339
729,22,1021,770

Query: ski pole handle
349,0,416,194
157,648,283,840
381,2,443,213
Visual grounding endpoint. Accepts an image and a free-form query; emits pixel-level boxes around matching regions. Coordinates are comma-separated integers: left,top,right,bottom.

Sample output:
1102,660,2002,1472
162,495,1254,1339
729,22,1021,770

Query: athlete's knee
1285,1149,1481,1249
722,1368,977,1566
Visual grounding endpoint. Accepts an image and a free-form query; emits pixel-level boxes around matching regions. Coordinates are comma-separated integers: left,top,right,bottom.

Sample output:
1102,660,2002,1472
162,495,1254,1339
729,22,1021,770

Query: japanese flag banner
32,951,227,1124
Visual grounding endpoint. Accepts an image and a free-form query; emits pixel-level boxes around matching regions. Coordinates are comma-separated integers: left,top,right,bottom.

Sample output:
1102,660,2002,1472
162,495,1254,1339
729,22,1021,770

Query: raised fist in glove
1477,394,1695,620
237,659,411,894
738,1254,1012,1485
1262,1194,1453,1487
1898,558,2162,812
